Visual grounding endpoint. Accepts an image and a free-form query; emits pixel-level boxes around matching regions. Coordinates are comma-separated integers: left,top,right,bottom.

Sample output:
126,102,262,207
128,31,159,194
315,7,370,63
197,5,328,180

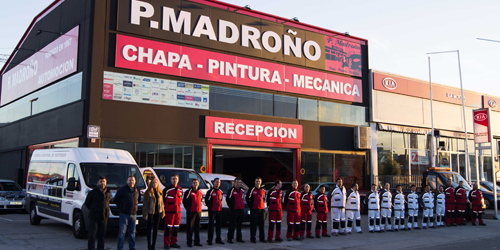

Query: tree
380,151,401,176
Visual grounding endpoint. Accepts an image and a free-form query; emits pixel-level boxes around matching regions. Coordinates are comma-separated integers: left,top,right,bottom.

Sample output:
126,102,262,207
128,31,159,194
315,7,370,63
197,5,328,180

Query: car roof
151,166,196,171
0,179,16,182
199,173,237,181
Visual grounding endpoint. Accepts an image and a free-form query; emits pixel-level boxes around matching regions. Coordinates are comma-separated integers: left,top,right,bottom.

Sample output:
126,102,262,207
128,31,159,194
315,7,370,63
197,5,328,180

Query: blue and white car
0,179,26,211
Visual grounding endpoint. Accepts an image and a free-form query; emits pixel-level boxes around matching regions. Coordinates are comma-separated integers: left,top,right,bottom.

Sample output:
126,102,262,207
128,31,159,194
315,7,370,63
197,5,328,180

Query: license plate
10,202,22,205
201,212,209,217
247,210,250,215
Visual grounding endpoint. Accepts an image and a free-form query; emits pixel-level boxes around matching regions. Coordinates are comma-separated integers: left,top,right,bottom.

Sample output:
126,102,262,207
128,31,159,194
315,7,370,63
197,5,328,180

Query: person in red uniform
455,181,467,226
163,174,183,249
205,178,225,245
314,185,330,238
444,179,456,227
300,184,314,239
226,177,246,244
266,180,283,242
469,183,486,226
246,177,266,243
183,179,203,247
284,180,302,241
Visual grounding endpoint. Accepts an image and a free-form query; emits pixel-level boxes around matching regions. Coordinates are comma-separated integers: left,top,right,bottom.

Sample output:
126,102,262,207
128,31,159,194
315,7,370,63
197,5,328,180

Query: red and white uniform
163,184,183,247
469,189,484,225
314,191,329,236
300,191,314,237
445,186,456,225
266,188,283,241
455,187,467,224
284,188,301,239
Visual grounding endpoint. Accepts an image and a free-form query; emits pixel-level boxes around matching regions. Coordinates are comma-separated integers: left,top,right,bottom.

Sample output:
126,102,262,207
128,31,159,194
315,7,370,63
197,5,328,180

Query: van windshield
154,169,208,190
441,173,472,191
80,163,146,190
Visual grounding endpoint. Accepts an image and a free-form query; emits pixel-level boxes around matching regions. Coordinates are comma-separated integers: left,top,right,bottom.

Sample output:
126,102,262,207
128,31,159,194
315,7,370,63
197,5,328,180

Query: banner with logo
473,109,490,143
325,37,362,77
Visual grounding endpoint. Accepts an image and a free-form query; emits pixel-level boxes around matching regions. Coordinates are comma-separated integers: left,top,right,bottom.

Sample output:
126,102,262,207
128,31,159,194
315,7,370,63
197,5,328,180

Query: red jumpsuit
266,188,283,241
285,188,301,239
455,187,467,225
445,186,455,225
300,191,314,237
469,189,484,225
314,191,329,236
163,184,183,247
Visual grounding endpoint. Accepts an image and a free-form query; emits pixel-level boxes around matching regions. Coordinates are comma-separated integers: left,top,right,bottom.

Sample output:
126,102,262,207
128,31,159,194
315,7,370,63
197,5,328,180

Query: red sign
325,37,362,77
205,116,303,144
472,109,490,143
1,26,79,106
115,35,362,103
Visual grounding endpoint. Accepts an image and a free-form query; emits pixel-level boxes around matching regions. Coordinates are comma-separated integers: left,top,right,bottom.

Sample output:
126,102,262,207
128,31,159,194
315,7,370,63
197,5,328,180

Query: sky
1,0,499,96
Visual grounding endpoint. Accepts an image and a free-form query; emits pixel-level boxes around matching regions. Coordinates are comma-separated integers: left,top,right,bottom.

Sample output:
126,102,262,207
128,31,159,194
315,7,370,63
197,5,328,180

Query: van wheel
73,211,88,239
29,204,42,225
484,199,491,209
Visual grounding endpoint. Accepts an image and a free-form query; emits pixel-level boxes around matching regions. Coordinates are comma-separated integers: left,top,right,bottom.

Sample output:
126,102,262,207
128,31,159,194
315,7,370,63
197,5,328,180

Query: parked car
0,179,26,211
140,167,210,226
477,182,500,209
480,181,500,194
199,173,251,225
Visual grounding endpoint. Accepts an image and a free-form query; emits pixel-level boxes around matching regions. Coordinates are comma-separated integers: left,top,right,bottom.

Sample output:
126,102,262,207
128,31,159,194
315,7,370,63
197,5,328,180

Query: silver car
0,179,26,211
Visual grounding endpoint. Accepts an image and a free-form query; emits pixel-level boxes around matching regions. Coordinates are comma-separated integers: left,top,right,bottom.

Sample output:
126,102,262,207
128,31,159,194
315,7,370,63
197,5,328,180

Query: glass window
410,134,427,150
301,152,319,185
410,149,430,176
174,147,183,168
438,152,450,168
457,139,465,152
378,147,400,175
274,95,297,118
80,163,146,189
392,133,408,149
0,72,82,123
103,141,135,157
298,98,318,121
377,131,391,147
393,148,409,175
183,146,192,169
318,101,367,126
193,146,206,172
334,154,365,190
451,138,458,152
135,143,158,167
158,144,174,167
209,86,273,116
319,153,334,184
470,154,477,181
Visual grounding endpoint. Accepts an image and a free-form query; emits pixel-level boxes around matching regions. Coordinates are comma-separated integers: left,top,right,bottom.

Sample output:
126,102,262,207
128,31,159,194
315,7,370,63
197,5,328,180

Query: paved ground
0,210,499,250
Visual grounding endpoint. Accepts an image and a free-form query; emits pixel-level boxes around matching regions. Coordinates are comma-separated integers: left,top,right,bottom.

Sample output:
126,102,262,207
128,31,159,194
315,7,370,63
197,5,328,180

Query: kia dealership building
0,0,371,189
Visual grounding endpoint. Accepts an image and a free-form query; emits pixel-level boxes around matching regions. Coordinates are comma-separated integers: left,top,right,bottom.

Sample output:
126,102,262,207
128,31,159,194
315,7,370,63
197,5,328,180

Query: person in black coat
84,176,111,250
114,176,141,250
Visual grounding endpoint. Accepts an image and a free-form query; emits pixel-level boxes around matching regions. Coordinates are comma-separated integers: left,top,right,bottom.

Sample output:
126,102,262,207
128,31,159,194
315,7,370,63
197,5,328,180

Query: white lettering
192,15,217,40
288,128,297,139
138,47,153,63
218,20,238,44
241,25,261,49
255,125,264,136
214,122,224,134
131,0,154,25
283,35,301,57
235,124,245,135
305,76,313,89
152,50,167,66
162,7,191,34
261,31,281,53
208,59,219,73
123,45,137,61
245,124,255,136
313,78,322,91
278,128,287,138
293,74,304,88
352,85,360,96
178,55,192,70
167,52,180,67
303,40,321,61
260,68,270,82
225,123,235,134
264,126,273,137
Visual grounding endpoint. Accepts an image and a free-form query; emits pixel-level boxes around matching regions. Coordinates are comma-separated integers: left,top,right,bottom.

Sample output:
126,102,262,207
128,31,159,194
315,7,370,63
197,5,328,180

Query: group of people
83,174,487,250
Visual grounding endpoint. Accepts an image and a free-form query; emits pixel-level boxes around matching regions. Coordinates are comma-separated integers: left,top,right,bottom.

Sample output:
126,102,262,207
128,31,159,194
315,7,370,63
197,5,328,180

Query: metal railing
374,175,423,191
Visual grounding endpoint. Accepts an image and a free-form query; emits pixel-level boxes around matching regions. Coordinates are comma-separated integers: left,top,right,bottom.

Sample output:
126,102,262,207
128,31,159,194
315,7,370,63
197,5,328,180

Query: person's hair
371,184,376,187
425,184,430,188
255,176,262,181
410,185,416,188
147,178,161,195
396,185,402,189
459,180,464,183
192,178,199,183
234,177,241,182
98,176,106,181
385,182,390,186
336,178,342,182
439,185,444,189
319,185,325,190
292,179,298,183
274,180,281,185
128,175,136,180
213,178,220,183
351,183,358,188
171,174,179,179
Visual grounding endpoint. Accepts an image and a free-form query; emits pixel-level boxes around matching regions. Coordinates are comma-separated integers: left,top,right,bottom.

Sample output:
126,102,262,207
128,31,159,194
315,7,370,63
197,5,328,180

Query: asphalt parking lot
0,210,499,250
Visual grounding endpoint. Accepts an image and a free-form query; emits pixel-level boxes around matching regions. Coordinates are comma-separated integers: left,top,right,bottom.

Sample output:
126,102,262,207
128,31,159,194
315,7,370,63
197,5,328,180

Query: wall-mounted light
233,5,251,12
36,30,61,36
282,17,299,24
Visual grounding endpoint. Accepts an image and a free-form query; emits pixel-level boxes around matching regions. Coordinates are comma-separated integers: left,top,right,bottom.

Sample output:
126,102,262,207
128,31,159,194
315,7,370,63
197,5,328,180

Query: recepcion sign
472,109,490,144
115,34,362,103
1,26,79,106
205,116,303,144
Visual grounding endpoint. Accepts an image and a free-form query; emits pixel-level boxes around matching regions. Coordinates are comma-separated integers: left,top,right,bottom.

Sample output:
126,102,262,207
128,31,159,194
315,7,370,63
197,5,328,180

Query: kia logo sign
488,99,497,108
474,113,488,121
382,78,397,90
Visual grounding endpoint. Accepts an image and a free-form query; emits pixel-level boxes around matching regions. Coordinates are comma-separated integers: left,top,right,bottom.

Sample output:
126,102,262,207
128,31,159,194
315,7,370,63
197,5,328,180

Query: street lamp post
29,97,38,116
427,50,471,183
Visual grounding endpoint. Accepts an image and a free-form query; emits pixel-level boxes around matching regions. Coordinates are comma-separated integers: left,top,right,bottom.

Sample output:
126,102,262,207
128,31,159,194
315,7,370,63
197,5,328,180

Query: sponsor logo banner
473,109,490,143
1,26,79,106
115,34,362,103
325,37,362,77
205,116,303,144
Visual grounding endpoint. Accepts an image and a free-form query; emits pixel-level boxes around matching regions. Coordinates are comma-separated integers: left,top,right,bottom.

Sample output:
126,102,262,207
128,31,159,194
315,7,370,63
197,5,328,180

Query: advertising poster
473,109,490,144
410,149,429,165
102,71,209,110
325,37,362,77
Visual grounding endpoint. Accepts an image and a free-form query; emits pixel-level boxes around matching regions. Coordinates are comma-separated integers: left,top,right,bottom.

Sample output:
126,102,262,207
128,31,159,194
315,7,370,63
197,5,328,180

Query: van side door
62,162,81,223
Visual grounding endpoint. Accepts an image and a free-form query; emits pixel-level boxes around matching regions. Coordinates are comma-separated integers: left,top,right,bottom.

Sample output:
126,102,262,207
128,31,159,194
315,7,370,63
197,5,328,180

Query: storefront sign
117,0,363,77
116,34,362,103
438,130,474,139
410,149,429,165
103,71,209,110
473,109,490,143
87,125,100,139
1,26,79,106
482,95,500,111
373,72,482,107
378,123,431,135
205,116,303,144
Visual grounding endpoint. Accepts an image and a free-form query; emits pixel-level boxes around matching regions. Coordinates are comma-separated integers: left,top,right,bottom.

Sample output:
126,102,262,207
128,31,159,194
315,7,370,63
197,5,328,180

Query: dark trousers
146,213,160,248
250,209,265,241
208,211,222,243
228,209,243,241
186,212,201,244
88,218,107,250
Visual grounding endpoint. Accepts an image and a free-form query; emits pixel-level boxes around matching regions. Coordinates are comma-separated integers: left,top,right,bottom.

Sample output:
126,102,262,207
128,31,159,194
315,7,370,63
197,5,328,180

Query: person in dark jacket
246,176,266,243
84,176,111,250
183,178,203,247
226,177,246,243
205,178,225,245
114,176,141,250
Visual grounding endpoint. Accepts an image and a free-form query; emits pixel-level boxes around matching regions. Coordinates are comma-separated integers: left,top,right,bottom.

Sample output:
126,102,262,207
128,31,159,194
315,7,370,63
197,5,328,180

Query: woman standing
143,178,165,250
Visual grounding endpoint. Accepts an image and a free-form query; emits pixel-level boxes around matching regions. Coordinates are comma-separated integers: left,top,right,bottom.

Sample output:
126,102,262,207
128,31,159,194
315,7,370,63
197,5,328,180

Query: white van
140,167,209,225
26,148,148,239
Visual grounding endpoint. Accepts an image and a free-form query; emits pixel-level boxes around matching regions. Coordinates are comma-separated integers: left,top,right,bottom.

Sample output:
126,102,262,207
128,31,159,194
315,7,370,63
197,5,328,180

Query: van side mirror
67,177,80,191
